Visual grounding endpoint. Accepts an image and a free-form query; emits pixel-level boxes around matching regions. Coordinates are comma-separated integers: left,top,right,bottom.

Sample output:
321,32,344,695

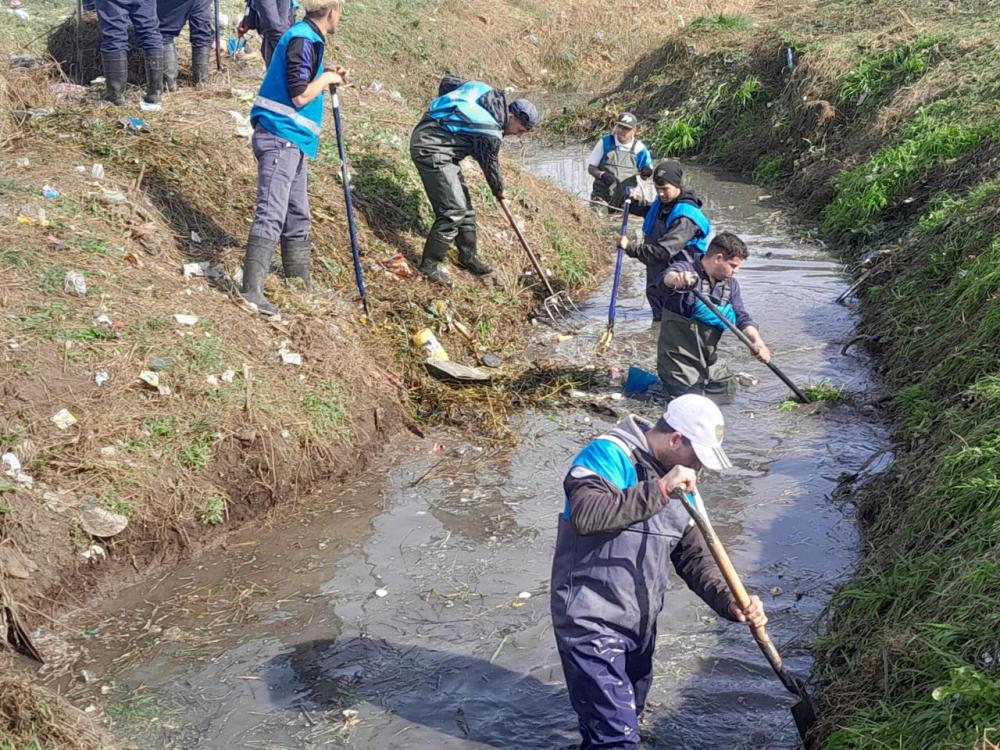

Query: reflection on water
63,149,887,750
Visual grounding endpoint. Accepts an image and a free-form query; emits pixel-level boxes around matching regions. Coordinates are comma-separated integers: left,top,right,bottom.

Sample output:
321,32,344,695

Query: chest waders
657,279,733,398
591,140,639,207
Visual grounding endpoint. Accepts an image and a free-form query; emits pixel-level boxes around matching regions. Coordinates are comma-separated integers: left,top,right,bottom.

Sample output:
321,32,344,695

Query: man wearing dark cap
551,394,766,750
410,80,539,286
622,160,712,330
587,112,653,211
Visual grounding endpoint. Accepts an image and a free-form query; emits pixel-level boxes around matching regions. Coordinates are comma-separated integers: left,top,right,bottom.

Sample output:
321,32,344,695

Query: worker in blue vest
240,0,347,316
552,394,767,750
410,80,539,286
158,0,213,90
659,232,771,398
587,112,653,211
95,0,163,105
620,160,712,331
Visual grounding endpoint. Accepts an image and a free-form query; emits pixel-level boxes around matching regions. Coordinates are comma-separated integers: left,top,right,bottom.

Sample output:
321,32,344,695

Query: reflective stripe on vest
642,199,712,256
426,80,503,139
250,21,325,159
691,276,736,330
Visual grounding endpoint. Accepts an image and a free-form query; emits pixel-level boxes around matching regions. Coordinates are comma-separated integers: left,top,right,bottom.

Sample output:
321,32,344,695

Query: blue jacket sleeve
636,146,653,170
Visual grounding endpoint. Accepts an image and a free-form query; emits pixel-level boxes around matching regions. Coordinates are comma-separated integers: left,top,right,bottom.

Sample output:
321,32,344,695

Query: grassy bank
563,1,1000,746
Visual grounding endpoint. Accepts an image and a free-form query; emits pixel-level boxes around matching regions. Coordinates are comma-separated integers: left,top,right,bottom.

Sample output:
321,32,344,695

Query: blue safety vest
642,199,711,256
691,276,736,330
598,134,653,169
426,81,503,139
250,21,325,159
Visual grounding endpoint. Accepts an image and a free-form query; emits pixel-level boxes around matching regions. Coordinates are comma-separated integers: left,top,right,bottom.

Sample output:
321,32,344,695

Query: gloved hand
639,166,653,179
237,15,249,37
599,171,618,188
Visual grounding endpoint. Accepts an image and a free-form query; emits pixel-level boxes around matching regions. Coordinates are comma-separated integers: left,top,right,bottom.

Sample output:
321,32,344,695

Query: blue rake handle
607,193,632,332
330,85,370,318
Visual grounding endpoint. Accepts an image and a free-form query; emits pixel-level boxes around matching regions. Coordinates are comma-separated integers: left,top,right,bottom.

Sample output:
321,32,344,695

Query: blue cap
509,98,539,130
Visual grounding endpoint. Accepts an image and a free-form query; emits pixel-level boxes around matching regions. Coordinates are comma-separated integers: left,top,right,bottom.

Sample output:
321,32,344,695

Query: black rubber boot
240,235,279,316
191,46,211,87
163,41,178,92
281,238,313,290
418,236,454,287
101,50,128,105
455,227,492,275
143,47,164,105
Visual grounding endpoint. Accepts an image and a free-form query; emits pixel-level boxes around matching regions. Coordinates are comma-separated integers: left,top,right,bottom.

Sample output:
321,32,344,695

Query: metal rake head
542,290,579,321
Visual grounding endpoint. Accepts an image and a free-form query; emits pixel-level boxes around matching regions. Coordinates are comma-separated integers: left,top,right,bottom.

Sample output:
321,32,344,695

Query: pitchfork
499,199,578,321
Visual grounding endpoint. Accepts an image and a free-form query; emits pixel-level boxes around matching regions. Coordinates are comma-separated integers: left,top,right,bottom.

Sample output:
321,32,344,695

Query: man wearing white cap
550,395,766,750
587,112,653,211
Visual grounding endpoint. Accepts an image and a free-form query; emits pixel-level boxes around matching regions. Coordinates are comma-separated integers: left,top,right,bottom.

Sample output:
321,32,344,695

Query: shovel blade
791,689,818,748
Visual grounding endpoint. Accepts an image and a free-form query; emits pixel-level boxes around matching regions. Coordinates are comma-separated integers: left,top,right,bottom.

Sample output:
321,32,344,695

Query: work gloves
599,171,618,188
639,166,653,179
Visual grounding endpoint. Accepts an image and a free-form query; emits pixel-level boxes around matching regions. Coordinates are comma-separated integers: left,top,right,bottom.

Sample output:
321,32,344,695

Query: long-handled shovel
676,488,817,747
213,0,222,71
329,84,370,318
597,191,632,352
690,287,809,403
498,199,577,321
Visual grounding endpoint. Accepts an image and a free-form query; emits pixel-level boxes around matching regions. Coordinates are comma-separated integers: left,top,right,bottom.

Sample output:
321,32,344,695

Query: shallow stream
63,147,887,749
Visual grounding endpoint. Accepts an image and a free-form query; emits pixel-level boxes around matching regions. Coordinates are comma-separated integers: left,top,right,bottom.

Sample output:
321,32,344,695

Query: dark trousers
256,0,291,66
96,0,162,52
410,120,476,251
249,125,311,243
645,262,669,322
157,0,213,46
556,628,657,749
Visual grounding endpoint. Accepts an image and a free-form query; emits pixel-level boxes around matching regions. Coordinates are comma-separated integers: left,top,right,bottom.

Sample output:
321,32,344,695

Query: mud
53,148,887,749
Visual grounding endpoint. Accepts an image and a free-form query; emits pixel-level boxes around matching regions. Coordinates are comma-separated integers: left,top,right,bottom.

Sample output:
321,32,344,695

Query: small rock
80,669,97,684
147,356,169,371
79,505,128,538
173,314,198,326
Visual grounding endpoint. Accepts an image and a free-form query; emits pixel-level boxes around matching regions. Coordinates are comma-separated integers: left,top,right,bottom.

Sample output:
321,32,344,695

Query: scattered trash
221,369,236,383
736,372,760,386
94,370,110,386
79,504,128,538
608,366,625,385
117,116,146,132
147,356,169,371
2,452,33,487
374,588,388,598
80,669,98,684
173,313,198,326
623,366,658,396
124,251,142,267
368,80,384,92
100,189,129,205
279,341,303,366
12,7,29,19
28,107,54,120
377,254,417,279
94,313,113,326
90,163,105,180
9,53,38,69
51,409,78,430
206,374,219,387
226,37,247,56
42,185,60,200
424,359,491,383
63,270,87,296
609,392,624,401
228,110,253,138
80,544,106,561
280,430,291,439
15,157,29,168
432,442,446,453
6,338,19,349
517,591,532,600
182,261,209,277
567,389,588,398
555,334,574,343
390,90,404,103
412,328,449,362
528,34,540,45
50,82,87,98
190,230,202,244
138,370,160,388
139,99,162,113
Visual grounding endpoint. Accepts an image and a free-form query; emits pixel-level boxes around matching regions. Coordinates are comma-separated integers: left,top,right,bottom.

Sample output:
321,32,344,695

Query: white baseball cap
664,394,732,471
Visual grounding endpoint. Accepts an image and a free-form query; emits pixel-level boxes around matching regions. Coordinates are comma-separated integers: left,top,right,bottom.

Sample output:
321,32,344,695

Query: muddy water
65,149,887,749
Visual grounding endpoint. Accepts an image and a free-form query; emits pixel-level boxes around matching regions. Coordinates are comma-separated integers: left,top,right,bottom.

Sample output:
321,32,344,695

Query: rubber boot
240,235,279,316
162,40,178,92
455,227,492,275
191,46,211,87
143,47,164,105
418,236,454,287
101,50,128,106
281,238,313,290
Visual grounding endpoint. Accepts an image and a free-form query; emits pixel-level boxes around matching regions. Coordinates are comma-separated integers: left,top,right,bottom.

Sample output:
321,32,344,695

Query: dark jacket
551,415,737,648
663,257,756,330
626,190,704,266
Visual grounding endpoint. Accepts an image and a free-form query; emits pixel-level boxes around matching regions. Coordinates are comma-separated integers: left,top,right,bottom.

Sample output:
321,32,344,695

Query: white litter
94,313,113,326
182,262,208,277
91,163,105,180
190,230,202,244
173,313,198,326
64,271,87,296
94,370,110,386
517,591,532,600
51,409,78,430
374,588,388,598
221,369,236,383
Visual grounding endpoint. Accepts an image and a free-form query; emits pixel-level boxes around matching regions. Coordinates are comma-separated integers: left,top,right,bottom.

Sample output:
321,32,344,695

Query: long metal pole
330,85,369,317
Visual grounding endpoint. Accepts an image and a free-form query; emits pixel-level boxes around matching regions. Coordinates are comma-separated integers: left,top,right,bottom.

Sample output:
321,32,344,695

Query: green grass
303,379,350,439
544,219,589,285
651,118,703,155
733,75,763,110
198,494,226,525
838,36,940,106
752,154,785,185
688,13,750,31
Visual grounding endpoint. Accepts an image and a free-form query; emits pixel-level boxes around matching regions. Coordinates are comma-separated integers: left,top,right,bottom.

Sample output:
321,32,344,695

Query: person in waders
551,394,767,750
620,161,711,333
95,0,164,105
658,232,771,399
239,0,347,316
158,0,213,91
410,79,539,286
587,112,653,212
